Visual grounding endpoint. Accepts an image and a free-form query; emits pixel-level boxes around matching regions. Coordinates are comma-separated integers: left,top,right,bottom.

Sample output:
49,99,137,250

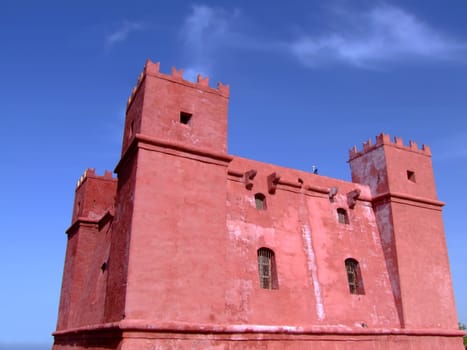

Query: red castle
52,60,464,349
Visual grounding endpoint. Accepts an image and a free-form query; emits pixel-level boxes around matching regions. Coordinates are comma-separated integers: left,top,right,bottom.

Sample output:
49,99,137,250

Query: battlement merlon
126,60,230,111
76,168,116,190
72,168,118,226
348,133,432,160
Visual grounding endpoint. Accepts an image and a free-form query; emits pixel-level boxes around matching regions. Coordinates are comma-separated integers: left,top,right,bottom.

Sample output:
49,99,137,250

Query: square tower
349,133,459,329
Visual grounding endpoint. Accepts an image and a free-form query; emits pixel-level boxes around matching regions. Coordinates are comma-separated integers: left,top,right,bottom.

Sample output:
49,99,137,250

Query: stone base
52,321,465,350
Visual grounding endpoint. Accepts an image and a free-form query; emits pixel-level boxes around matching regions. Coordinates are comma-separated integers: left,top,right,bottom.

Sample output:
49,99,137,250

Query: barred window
257,248,278,289
345,258,364,295
337,208,349,224
254,193,267,210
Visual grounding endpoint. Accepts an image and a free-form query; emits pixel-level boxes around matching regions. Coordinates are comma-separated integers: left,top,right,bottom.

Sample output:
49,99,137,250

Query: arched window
337,208,349,224
254,193,267,210
345,258,364,295
257,248,278,289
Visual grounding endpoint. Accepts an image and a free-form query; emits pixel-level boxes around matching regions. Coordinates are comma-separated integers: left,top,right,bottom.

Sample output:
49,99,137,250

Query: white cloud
290,4,466,68
182,5,232,49
183,67,203,83
180,5,240,79
178,3,465,72
106,20,145,47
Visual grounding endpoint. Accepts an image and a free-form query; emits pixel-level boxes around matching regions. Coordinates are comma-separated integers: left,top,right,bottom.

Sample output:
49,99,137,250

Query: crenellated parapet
126,59,230,111
54,59,463,350
349,133,431,160
72,168,117,226
76,168,115,189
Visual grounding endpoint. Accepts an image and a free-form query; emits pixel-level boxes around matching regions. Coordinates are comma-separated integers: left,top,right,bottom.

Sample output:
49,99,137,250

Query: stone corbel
244,169,257,190
267,172,281,194
329,187,338,201
347,189,361,208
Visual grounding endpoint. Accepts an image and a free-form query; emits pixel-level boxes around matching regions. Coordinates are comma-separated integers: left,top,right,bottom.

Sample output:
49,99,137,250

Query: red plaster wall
55,228,78,330
71,170,116,223
121,79,145,155
124,61,229,155
74,218,111,326
56,171,116,330
116,335,463,350
105,154,137,322
53,333,464,350
225,157,400,328
349,138,459,329
391,202,458,328
124,147,230,323
53,62,463,350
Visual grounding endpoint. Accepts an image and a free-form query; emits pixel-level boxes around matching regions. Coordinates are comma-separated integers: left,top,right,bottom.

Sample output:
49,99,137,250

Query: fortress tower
52,60,463,349
106,61,232,325
349,136,458,330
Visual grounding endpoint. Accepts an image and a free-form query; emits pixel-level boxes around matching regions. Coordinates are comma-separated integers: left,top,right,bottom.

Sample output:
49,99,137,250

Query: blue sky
1,0,466,347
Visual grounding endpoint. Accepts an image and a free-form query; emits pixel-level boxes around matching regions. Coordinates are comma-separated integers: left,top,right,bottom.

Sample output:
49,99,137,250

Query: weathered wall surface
53,331,464,350
123,61,229,155
105,153,138,322
116,335,462,350
349,134,459,330
391,201,458,328
53,61,464,350
123,147,231,323
56,170,116,330
225,156,399,328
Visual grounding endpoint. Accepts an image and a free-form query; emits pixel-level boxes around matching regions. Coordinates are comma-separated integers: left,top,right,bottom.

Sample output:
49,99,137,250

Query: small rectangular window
337,208,349,224
407,170,416,183
180,111,192,125
129,120,134,138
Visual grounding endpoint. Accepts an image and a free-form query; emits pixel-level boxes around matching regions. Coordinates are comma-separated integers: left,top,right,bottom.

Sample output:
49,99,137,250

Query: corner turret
71,168,117,223
348,133,458,330
349,133,435,200
56,168,117,330
121,60,230,156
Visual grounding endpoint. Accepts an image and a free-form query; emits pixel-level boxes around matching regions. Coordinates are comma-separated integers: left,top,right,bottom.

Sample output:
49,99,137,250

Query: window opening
407,170,416,183
180,111,192,125
257,248,278,289
254,193,267,210
337,208,349,224
76,201,81,215
345,258,364,295
129,120,134,138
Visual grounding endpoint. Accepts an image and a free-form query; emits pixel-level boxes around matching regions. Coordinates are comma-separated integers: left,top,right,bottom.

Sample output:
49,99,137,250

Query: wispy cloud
179,5,241,80
178,3,465,73
106,20,145,47
182,5,234,49
290,4,466,68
